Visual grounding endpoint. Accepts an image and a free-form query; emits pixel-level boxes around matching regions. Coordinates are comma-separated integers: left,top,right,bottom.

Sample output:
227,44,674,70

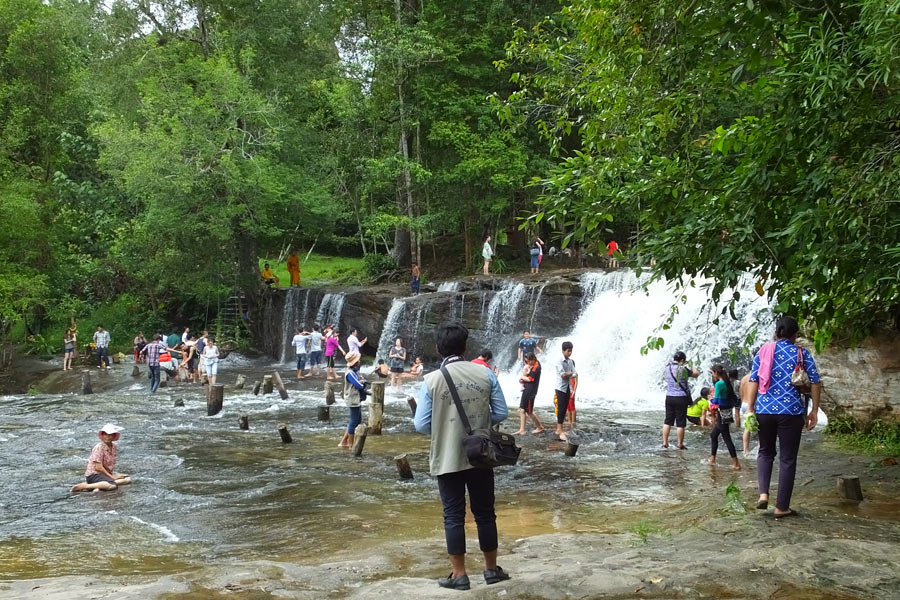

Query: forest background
1,0,899,355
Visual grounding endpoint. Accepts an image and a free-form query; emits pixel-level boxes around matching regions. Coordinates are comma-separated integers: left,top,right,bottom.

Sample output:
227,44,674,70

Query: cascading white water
280,288,312,363
437,281,460,292
484,281,527,366
497,271,773,411
376,299,407,360
315,293,346,329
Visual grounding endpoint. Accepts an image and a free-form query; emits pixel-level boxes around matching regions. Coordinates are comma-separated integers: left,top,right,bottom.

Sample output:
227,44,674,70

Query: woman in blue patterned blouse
745,316,821,518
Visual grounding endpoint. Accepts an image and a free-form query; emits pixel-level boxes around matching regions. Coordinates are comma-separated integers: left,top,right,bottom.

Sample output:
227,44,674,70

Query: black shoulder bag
440,366,521,469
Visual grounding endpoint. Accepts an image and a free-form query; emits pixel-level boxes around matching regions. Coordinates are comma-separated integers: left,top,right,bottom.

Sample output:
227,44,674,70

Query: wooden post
159,379,168,388
263,375,274,395
351,424,368,457
200,373,209,386
238,413,249,430
253,380,262,395
177,366,189,382
565,441,580,457
277,423,293,444
207,384,224,416
112,353,121,364
837,476,864,502
325,380,341,405
234,374,246,390
394,454,414,480
81,371,93,395
407,396,417,417
132,365,141,377
174,398,184,407
317,406,330,421
368,381,385,434
272,371,289,400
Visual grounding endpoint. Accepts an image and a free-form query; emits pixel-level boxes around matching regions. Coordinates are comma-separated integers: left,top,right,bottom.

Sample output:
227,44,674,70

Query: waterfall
376,299,407,360
375,297,432,363
484,281,527,366
280,288,312,363
315,293,346,329
438,281,460,292
500,271,774,411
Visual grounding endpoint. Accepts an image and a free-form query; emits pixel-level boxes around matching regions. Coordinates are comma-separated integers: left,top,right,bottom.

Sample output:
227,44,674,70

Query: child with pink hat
70,424,132,493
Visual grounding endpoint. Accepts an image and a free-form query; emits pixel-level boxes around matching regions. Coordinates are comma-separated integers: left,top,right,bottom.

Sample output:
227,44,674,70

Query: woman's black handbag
440,366,521,468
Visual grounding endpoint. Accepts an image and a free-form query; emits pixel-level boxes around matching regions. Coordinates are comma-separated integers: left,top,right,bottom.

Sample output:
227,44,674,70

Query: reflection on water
0,364,882,580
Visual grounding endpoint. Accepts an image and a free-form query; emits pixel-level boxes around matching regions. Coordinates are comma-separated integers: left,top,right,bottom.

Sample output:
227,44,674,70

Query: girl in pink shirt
324,329,346,380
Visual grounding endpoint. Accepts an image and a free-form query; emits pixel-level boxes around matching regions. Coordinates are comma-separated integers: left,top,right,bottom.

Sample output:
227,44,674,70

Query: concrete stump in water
394,454,414,480
277,423,293,444
238,413,249,430
368,381,385,434
159,379,168,388
272,371,289,400
253,380,262,395
200,373,209,386
207,384,224,416
177,366,189,382
174,398,184,407
317,406,330,421
324,380,341,405
80,371,92,395
351,424,368,457
263,375,274,395
838,476,864,502
565,441,580,457
234,374,246,390
131,365,141,377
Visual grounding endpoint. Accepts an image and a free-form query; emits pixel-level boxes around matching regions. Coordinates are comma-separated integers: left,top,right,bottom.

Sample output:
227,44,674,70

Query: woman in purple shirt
746,316,821,518
325,328,345,381
661,351,699,450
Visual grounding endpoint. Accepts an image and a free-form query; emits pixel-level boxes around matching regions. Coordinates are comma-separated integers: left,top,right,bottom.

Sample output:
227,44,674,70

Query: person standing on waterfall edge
414,322,510,590
286,250,301,287
746,316,821,518
93,325,111,369
482,235,494,275
662,351,699,449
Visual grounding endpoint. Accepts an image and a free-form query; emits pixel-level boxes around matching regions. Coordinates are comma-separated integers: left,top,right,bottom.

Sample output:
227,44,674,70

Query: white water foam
128,516,180,542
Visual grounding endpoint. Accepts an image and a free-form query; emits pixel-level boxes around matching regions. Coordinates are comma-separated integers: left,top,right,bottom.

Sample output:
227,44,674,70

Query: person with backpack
661,351,699,449
708,364,741,470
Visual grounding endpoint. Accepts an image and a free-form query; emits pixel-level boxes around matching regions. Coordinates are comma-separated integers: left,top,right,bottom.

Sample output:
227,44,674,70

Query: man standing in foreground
554,341,577,441
93,325,111,369
414,322,510,591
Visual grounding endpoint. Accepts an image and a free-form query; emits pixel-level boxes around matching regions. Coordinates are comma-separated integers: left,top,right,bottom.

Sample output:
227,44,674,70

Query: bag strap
795,346,805,370
440,366,474,435
670,364,692,398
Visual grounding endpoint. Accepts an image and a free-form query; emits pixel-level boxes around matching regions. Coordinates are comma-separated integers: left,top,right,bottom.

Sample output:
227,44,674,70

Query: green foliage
628,520,667,546
723,482,746,515
498,0,900,347
363,253,396,279
258,254,367,286
826,417,900,456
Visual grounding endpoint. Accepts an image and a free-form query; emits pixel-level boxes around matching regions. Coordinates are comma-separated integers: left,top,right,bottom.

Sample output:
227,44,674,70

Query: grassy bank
826,416,900,456
259,253,368,287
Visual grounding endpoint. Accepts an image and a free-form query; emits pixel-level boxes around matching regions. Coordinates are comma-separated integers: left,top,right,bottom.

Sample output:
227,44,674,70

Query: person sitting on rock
260,263,279,287
71,424,132,493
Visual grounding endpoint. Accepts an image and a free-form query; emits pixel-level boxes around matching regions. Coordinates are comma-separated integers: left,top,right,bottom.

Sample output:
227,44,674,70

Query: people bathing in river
482,235,493,275
203,337,220,386
132,332,146,364
307,325,324,377
325,327,345,380
140,334,165,393
662,351,700,449
414,322,509,590
373,359,390,378
389,337,407,388
514,352,544,435
708,364,741,470
553,341,577,442
63,328,77,371
71,424,132,493
93,325,111,369
746,316,821,518
686,387,711,426
292,326,310,379
517,330,540,364
340,351,367,449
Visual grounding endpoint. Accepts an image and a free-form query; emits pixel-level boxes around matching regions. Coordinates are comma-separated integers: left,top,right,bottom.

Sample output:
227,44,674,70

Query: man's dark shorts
86,473,117,486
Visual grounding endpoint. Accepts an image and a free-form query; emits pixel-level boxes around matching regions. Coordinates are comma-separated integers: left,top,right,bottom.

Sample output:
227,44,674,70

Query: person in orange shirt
286,251,300,287
261,263,279,287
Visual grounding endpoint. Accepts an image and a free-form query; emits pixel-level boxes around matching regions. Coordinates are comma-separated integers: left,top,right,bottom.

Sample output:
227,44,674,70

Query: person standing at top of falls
93,324,111,369
261,263,279,288
292,326,310,380
517,331,541,364
347,327,367,356
64,328,77,371
553,341,577,442
708,364,741,470
606,239,619,268
306,324,324,378
286,250,301,287
411,263,421,295
662,351,699,449
389,337,407,388
414,322,510,590
482,235,494,275
529,236,544,274
745,316,821,518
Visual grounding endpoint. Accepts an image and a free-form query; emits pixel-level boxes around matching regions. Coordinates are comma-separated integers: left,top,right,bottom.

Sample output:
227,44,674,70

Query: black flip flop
756,500,768,510
774,509,798,519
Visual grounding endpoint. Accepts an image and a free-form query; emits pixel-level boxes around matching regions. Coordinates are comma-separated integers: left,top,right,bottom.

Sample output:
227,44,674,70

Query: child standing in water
708,365,741,470
513,353,544,435
71,424,132,492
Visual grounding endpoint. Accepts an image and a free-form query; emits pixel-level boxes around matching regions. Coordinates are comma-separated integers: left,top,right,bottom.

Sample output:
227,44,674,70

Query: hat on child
98,423,123,441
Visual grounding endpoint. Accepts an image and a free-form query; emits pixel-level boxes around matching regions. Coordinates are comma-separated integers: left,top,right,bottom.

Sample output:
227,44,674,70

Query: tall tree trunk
464,214,472,272
392,0,414,267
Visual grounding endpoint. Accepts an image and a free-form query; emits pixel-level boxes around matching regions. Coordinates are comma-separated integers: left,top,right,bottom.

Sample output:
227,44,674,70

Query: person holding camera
662,350,699,449
340,351,367,449
414,322,510,590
